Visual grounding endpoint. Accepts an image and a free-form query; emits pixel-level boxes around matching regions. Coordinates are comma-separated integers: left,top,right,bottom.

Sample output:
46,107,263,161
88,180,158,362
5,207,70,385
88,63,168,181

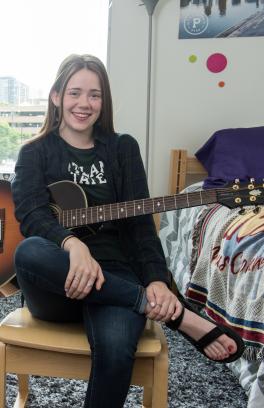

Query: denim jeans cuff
134,287,147,314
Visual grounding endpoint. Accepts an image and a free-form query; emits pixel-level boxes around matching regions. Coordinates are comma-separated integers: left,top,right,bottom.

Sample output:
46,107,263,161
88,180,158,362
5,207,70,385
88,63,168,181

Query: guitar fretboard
57,190,217,228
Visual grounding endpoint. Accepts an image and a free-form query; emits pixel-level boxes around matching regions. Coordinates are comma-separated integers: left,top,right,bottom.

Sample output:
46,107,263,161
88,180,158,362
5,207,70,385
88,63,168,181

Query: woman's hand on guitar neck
63,237,105,299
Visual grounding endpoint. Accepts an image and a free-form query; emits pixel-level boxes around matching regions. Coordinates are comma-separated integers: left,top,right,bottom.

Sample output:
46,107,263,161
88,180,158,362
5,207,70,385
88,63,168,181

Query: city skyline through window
0,0,109,173
0,0,109,99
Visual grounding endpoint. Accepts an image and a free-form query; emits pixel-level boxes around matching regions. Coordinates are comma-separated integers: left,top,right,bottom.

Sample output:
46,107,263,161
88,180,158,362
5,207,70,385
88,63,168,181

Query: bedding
195,126,264,189
159,182,264,406
187,204,264,360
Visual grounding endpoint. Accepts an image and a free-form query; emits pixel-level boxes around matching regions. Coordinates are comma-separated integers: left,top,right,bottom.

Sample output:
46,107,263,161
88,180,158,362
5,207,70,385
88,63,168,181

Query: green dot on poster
189,55,197,63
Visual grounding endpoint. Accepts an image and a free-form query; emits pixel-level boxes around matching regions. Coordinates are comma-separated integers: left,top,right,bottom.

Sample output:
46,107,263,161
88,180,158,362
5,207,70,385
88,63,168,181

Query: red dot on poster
207,53,227,73
218,81,225,88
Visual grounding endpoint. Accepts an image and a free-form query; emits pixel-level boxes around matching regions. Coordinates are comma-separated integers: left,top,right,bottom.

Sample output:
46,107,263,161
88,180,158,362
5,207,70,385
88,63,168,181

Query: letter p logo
192,18,201,29
184,14,209,36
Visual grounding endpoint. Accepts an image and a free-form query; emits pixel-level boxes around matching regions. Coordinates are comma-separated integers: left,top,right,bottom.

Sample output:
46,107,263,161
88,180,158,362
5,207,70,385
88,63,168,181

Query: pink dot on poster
207,53,227,73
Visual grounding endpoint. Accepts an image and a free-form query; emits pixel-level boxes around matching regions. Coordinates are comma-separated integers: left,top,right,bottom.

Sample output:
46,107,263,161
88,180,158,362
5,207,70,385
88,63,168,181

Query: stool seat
0,307,168,408
0,308,162,356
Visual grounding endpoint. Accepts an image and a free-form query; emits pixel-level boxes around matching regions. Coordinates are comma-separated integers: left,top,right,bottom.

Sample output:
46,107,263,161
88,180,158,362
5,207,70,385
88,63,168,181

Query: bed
159,148,264,408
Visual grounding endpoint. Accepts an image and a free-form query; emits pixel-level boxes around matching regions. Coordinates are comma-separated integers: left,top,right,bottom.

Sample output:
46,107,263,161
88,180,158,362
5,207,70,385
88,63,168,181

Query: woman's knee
15,236,48,267
15,236,65,272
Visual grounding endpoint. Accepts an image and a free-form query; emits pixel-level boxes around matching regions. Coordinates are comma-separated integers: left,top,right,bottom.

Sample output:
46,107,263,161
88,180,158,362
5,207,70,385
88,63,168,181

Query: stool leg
152,330,168,408
14,374,29,408
0,342,6,408
143,386,152,408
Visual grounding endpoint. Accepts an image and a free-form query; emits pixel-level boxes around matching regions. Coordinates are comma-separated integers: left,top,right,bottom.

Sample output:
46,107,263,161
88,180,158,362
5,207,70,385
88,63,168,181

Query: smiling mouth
72,112,92,120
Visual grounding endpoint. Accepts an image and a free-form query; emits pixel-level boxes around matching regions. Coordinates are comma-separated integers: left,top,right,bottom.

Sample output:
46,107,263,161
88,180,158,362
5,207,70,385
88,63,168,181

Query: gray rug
1,294,248,408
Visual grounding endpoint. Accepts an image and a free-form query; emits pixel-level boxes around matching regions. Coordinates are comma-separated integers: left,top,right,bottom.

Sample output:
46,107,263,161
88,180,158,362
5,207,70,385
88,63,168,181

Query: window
0,0,109,173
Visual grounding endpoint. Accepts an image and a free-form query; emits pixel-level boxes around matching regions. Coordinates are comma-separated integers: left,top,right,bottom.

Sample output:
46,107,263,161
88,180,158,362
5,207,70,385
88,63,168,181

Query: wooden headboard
169,149,207,194
154,149,207,232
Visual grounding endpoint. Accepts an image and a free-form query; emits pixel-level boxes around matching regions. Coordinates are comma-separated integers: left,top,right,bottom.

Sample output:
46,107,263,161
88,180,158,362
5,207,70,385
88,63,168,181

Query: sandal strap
166,305,185,330
196,326,224,350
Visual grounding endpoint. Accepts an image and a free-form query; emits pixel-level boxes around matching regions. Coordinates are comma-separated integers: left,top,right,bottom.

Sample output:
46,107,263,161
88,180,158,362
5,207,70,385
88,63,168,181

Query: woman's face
53,68,102,139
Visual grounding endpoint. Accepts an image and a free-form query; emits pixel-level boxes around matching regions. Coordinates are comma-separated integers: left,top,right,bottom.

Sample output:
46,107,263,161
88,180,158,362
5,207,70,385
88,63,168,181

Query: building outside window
0,0,108,175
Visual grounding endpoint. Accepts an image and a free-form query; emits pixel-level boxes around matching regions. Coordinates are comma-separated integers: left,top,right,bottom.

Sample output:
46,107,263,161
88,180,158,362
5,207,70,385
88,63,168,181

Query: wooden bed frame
169,149,207,194
153,149,206,231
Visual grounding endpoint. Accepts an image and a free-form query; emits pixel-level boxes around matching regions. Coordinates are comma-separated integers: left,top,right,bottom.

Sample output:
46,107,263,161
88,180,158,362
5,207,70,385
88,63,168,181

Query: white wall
108,0,264,196
107,0,149,163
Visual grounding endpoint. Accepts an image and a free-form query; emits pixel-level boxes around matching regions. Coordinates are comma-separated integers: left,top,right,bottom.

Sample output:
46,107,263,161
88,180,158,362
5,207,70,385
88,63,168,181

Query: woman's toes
215,340,229,357
219,335,237,354
204,339,231,360
228,344,236,353
204,343,223,360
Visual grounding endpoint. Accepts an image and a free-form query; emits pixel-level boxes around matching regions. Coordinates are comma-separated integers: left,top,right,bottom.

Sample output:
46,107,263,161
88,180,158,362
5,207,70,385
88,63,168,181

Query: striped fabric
186,204,264,360
159,188,264,405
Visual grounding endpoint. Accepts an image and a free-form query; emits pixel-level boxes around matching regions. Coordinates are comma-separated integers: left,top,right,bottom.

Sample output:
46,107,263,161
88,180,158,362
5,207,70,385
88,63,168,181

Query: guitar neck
57,189,217,229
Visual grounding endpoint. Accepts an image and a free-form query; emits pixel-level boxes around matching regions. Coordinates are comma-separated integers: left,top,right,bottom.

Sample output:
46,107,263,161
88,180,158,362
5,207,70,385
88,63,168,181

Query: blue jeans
14,237,147,408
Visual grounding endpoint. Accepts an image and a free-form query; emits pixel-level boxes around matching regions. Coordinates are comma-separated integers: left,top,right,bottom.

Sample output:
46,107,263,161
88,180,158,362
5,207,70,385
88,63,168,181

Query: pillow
195,126,264,189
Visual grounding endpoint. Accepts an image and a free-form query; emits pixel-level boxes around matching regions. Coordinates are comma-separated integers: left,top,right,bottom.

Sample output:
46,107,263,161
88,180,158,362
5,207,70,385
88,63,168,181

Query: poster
179,1,264,39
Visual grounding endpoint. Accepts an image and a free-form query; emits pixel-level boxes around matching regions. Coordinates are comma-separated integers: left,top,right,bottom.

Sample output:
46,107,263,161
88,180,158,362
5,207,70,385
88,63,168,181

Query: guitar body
0,180,89,289
0,180,23,288
49,180,88,212
48,181,96,235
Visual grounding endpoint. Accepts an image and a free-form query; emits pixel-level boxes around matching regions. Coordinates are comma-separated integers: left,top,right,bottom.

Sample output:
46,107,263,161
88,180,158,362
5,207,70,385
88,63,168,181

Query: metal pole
140,0,159,179
145,14,152,178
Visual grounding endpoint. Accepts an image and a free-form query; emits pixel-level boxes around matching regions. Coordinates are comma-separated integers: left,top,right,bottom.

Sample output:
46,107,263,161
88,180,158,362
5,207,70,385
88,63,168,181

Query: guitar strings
3,186,263,227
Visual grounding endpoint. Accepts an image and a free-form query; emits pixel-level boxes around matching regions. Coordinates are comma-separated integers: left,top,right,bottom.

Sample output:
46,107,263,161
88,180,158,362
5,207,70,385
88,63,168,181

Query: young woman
11,54,244,408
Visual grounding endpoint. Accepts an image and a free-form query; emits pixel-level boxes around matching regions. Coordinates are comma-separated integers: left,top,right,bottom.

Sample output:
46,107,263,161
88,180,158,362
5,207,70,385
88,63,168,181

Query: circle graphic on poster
207,53,227,73
183,14,209,36
189,55,197,63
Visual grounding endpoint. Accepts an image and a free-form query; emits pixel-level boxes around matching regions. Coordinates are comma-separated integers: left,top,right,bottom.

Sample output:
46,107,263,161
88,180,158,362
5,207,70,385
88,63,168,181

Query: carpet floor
1,294,248,408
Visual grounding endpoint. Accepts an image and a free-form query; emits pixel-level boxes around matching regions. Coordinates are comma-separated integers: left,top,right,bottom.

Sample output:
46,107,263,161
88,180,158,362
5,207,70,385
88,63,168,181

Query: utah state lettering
68,161,107,185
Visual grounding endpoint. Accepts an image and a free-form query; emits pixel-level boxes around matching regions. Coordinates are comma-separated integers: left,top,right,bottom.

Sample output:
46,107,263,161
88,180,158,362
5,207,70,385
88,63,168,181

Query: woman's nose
78,94,92,107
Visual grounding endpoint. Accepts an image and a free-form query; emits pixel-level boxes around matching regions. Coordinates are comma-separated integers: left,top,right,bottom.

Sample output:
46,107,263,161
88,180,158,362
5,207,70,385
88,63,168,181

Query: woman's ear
51,91,60,107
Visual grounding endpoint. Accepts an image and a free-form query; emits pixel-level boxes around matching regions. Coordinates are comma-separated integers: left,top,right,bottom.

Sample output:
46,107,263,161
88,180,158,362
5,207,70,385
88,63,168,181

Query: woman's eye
69,91,79,96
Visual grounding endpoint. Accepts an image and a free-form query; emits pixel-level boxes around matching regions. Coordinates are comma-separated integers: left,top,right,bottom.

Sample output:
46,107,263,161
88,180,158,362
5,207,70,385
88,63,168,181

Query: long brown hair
36,54,114,139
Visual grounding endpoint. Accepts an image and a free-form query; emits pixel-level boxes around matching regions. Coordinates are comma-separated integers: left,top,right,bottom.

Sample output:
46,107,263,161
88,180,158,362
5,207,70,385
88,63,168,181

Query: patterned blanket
187,204,264,361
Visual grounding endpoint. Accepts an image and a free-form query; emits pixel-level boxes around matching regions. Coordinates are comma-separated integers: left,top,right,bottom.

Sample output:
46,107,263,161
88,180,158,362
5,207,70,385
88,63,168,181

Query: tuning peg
233,179,240,190
248,178,255,190
239,207,246,215
253,206,261,214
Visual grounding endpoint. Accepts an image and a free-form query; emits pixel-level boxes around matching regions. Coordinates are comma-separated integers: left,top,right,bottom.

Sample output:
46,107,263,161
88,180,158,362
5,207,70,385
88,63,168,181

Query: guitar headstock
216,179,264,209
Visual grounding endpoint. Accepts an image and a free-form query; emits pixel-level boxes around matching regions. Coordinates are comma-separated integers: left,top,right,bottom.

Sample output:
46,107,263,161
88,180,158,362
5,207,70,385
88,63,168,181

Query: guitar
1,178,263,288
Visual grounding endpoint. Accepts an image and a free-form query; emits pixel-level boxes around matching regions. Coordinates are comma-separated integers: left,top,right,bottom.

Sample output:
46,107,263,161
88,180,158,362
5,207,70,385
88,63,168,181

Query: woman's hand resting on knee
63,237,105,299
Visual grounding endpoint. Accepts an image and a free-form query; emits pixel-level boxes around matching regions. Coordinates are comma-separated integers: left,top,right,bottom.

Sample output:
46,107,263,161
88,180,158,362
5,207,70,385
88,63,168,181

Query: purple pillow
195,126,264,189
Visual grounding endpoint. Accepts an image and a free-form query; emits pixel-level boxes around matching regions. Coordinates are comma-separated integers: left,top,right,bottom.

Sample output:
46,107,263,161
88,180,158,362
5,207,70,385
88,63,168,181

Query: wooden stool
0,307,168,408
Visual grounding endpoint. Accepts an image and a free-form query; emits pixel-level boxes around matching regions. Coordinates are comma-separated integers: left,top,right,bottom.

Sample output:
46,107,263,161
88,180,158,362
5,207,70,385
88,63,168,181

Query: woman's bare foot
145,302,238,361
179,307,237,361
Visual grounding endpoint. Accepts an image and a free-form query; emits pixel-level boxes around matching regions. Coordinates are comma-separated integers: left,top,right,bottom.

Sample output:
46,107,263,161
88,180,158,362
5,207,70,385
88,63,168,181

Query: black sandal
166,297,245,364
